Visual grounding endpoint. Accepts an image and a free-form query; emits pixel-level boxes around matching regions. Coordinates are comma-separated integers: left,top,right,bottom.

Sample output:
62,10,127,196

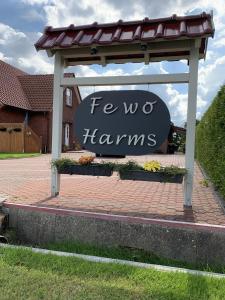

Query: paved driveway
0,152,225,225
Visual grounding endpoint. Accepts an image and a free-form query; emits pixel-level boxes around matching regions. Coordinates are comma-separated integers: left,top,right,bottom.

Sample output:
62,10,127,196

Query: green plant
162,165,187,176
118,160,143,174
118,161,186,178
196,85,225,198
199,179,209,187
101,161,118,170
62,144,70,152
52,158,77,170
52,158,116,171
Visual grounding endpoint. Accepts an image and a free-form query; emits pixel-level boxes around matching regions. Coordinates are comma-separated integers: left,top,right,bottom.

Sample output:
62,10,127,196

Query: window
64,123,70,146
13,128,22,132
65,88,72,107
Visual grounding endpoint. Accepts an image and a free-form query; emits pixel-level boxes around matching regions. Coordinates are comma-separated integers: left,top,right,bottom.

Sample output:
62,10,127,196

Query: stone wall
3,203,225,266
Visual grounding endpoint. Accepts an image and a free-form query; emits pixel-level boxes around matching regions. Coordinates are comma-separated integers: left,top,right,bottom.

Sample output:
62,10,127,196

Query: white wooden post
184,44,199,207
51,52,64,196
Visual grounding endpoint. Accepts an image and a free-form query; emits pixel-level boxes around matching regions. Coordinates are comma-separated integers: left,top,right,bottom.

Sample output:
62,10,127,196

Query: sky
0,0,225,126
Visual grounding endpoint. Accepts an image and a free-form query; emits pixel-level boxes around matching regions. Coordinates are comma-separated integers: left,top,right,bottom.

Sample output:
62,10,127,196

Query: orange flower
78,155,95,165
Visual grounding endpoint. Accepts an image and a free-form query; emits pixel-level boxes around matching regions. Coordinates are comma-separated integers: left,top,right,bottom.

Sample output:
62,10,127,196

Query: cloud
18,55,53,73
26,0,222,31
0,22,53,74
21,9,45,22
0,23,26,45
21,0,51,5
70,65,132,99
1,0,225,125
198,55,225,96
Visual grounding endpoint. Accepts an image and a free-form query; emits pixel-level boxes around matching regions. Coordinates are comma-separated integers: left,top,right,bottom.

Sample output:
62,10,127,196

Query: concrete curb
1,243,225,279
4,202,225,232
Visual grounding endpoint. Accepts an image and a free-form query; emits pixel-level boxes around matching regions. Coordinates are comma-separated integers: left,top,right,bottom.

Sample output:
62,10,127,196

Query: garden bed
59,164,113,177
53,157,186,183
118,161,186,184
53,156,114,177
119,169,184,183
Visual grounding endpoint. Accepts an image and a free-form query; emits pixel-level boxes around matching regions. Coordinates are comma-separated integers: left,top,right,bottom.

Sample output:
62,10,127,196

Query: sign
74,90,171,156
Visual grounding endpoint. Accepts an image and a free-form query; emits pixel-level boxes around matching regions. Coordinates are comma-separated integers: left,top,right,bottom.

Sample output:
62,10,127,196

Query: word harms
83,129,157,147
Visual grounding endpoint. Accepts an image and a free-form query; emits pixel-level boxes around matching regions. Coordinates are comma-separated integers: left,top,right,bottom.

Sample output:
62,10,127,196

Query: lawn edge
1,243,225,279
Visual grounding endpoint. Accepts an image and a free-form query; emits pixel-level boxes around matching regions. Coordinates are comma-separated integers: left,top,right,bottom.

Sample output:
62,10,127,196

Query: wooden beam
57,39,193,59
184,43,199,207
51,52,64,197
65,55,194,66
61,73,189,87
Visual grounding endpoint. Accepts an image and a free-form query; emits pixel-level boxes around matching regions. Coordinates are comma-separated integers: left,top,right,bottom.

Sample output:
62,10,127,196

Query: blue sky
0,0,224,126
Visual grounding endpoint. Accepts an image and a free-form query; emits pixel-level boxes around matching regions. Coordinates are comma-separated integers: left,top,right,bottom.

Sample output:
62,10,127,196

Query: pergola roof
35,12,214,66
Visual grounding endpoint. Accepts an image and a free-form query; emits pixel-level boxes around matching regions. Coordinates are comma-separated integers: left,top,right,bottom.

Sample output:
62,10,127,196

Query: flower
144,160,161,172
78,155,95,165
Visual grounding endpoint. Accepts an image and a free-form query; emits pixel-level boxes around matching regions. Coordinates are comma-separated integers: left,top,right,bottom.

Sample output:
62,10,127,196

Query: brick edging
3,202,225,233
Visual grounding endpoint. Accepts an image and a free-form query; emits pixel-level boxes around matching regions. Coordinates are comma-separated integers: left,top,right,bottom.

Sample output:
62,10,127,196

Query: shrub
196,85,225,198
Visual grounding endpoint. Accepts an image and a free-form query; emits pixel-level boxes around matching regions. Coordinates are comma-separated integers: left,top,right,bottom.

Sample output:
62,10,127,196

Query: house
0,60,81,153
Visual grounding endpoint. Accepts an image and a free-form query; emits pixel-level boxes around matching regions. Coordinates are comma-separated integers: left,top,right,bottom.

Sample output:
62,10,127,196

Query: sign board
74,90,171,156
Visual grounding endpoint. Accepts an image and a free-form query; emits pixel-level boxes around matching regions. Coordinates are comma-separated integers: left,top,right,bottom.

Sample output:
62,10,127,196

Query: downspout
24,111,29,127
23,111,29,153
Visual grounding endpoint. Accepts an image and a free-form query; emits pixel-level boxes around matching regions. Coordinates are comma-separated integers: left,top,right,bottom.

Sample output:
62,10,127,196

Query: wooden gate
0,123,42,153
24,126,42,153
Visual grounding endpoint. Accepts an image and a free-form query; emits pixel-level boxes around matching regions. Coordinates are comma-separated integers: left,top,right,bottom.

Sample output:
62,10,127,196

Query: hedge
196,85,225,198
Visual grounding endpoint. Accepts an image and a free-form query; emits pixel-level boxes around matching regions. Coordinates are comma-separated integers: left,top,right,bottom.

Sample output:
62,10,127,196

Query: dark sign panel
74,90,171,156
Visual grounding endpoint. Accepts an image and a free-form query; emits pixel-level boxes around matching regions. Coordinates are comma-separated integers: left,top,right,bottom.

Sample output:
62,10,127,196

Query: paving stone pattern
0,152,225,225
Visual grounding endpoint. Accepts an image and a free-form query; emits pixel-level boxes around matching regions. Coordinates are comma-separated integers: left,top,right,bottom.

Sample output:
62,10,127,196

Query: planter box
119,170,184,183
58,164,113,177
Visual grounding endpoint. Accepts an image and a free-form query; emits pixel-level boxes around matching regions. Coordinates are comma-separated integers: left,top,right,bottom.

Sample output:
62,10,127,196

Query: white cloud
0,22,53,74
70,65,132,99
21,0,51,5
21,9,45,22
213,38,225,48
1,0,225,125
198,55,225,96
18,56,53,73
0,23,26,45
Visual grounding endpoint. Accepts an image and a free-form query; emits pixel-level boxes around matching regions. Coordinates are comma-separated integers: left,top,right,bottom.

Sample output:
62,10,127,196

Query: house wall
48,87,80,152
62,87,80,150
0,106,25,123
0,86,80,153
157,139,168,154
0,90,168,154
28,112,49,153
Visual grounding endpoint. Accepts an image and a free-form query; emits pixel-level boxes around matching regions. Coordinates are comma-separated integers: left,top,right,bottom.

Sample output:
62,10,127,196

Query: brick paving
0,152,225,225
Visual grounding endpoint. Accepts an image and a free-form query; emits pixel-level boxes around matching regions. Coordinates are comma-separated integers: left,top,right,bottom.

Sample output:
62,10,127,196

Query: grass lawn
0,153,40,159
0,246,225,300
44,241,225,275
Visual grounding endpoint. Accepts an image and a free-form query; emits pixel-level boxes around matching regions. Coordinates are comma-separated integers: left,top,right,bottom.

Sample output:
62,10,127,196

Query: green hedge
196,85,225,198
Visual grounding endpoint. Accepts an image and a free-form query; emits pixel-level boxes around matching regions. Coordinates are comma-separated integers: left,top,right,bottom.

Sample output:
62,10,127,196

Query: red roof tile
35,12,214,52
0,60,31,110
18,73,75,111
0,60,78,111
18,74,54,111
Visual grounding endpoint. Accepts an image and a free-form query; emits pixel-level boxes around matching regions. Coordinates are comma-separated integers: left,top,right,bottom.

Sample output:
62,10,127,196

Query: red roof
35,12,214,55
0,60,31,110
18,74,54,111
0,60,79,111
